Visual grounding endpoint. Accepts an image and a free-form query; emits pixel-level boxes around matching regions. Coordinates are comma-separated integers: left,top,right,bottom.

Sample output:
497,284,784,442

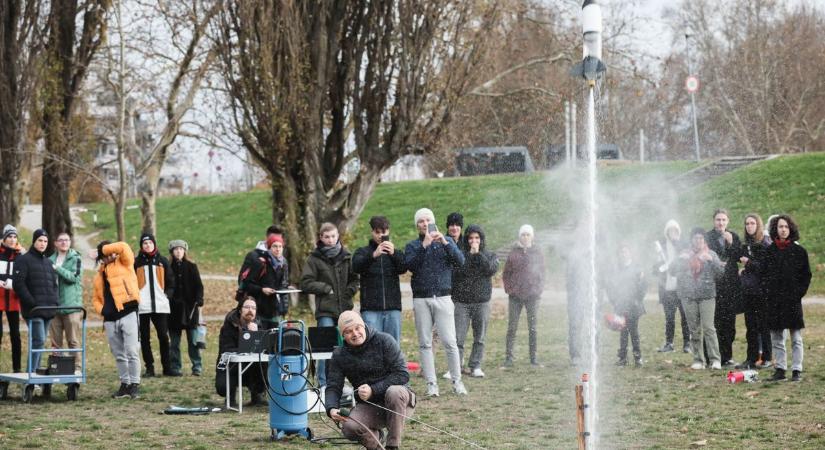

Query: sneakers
530,359,544,368
471,368,485,378
144,366,156,377
735,361,756,370
426,382,439,397
770,368,787,381
721,359,736,368
683,344,691,354
164,370,183,377
112,383,130,399
442,371,452,380
756,360,773,369
690,362,705,370
128,383,140,399
452,380,468,395
657,343,674,353
248,391,265,406
615,358,627,367
634,356,643,367
791,370,802,382
501,358,513,368
710,361,722,370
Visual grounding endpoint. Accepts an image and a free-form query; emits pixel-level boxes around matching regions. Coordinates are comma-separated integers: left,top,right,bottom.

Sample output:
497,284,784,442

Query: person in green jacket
48,232,84,373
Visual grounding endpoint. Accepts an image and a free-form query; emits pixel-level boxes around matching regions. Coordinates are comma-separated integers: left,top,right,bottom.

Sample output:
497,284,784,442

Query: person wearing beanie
326,310,415,450
404,208,467,397
300,222,359,388
48,232,84,374
446,212,465,251
503,224,545,367
0,224,24,372
168,240,205,376
12,229,59,375
237,230,290,330
94,240,142,399
134,232,175,377
352,216,406,343
654,220,690,354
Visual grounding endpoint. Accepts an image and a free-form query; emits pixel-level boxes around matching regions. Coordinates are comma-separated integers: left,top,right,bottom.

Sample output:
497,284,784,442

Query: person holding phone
404,208,467,397
353,216,406,343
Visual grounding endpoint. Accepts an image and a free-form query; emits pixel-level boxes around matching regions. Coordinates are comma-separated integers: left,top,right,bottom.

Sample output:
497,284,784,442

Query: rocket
570,0,606,84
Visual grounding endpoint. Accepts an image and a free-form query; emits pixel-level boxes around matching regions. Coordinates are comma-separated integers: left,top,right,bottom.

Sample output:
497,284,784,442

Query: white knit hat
519,224,534,237
414,208,435,226
2,224,18,240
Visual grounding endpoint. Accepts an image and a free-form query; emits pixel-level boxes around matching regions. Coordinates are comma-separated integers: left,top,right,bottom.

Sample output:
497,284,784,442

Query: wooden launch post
576,373,588,450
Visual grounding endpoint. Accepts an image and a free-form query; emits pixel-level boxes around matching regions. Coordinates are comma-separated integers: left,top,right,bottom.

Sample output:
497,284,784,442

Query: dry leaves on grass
745,390,760,398
690,439,708,447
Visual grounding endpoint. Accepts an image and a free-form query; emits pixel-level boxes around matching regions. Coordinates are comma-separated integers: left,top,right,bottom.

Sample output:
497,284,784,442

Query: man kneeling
326,311,415,450
215,297,267,406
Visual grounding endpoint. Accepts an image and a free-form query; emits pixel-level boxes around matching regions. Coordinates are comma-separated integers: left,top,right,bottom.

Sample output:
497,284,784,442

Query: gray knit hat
2,224,18,240
168,239,189,252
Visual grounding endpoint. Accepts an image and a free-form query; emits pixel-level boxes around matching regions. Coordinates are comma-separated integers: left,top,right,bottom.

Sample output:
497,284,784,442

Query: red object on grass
407,361,420,373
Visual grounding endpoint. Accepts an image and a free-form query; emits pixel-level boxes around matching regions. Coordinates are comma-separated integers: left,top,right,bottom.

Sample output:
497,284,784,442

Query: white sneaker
471,368,485,378
442,371,452,380
452,380,468,395
690,362,705,370
426,382,439,397
710,361,722,370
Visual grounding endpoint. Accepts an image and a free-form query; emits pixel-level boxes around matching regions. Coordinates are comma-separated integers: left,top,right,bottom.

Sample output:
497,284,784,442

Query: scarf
268,253,285,269
320,241,342,259
689,251,704,281
775,238,791,250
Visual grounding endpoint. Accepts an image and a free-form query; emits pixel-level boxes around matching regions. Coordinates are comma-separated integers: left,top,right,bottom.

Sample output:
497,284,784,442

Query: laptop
237,329,274,353
308,326,339,353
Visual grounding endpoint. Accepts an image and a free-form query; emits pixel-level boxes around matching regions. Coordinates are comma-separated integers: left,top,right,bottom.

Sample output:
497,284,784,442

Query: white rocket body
582,0,603,61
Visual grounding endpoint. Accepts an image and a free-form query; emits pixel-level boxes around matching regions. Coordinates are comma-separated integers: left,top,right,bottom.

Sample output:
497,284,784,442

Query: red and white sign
685,75,700,93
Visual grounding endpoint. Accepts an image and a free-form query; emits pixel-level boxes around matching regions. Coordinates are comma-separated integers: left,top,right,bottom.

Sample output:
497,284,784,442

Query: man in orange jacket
93,241,142,399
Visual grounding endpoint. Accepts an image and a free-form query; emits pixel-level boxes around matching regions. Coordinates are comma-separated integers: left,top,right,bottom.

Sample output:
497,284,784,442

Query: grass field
2,294,825,449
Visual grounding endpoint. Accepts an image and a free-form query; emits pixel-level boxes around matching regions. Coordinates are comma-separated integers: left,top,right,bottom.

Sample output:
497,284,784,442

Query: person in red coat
502,224,545,367
0,225,23,372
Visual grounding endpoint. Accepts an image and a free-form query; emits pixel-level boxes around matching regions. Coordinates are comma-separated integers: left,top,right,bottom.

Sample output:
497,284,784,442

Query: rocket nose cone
582,0,598,7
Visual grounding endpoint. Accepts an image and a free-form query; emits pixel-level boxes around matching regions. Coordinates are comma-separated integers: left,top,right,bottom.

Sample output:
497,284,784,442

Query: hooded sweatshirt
452,224,499,303
134,233,175,314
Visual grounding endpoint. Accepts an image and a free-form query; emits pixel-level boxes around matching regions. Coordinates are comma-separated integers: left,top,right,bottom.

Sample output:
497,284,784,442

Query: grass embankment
1,299,824,448
680,153,825,293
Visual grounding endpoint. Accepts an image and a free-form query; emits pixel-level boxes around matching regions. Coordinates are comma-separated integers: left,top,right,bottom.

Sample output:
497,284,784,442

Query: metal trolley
0,306,87,402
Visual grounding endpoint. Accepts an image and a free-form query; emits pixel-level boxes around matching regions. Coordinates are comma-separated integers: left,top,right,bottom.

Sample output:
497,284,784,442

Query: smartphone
381,235,390,242
427,223,437,234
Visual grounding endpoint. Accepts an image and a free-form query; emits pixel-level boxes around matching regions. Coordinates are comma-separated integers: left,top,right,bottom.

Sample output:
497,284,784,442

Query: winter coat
169,258,204,330
135,249,174,315
404,235,465,298
12,247,59,321
705,228,744,312
300,244,359,320
238,249,290,320
762,242,811,331
0,243,23,312
671,250,724,301
735,235,771,298
452,225,499,304
93,242,141,317
352,239,406,312
654,237,684,301
325,326,409,416
608,261,647,318
216,308,261,364
49,249,83,315
503,243,545,300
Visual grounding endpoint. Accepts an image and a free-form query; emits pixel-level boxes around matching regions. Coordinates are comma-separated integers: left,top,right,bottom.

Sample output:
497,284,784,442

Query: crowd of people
0,206,813,449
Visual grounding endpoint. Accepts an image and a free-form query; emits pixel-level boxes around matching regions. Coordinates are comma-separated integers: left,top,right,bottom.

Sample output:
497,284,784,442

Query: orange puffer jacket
93,242,141,314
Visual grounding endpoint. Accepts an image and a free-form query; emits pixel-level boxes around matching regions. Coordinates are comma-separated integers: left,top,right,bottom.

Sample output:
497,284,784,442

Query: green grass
2,297,825,448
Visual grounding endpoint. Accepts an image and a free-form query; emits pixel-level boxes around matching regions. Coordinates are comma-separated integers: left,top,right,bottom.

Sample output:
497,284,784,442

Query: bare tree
216,0,500,271
0,0,43,226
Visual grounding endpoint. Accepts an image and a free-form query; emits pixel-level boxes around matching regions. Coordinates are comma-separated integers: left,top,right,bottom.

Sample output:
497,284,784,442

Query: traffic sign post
685,75,699,93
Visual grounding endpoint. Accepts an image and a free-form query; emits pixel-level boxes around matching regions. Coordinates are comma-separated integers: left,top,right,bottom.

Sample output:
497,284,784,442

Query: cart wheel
42,384,51,398
67,383,79,401
305,427,313,441
0,382,8,399
22,385,34,403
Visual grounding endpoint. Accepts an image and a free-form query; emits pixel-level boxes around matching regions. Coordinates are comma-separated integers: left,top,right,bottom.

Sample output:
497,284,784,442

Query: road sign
685,75,699,93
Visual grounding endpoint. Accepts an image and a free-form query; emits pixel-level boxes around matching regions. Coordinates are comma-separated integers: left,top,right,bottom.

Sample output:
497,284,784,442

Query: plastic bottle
726,370,758,383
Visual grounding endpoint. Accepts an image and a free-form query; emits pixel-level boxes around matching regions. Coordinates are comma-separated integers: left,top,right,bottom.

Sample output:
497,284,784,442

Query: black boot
770,368,786,381
248,389,265,406
228,387,238,408
144,366,156,377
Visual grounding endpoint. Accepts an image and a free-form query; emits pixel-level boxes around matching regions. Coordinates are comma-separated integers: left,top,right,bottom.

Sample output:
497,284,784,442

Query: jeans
104,312,141,385
1,310,22,372
139,312,170,372
661,290,689,346
771,329,803,372
454,302,490,370
316,316,335,387
412,295,461,384
342,385,414,449
169,328,202,374
505,295,539,362
28,318,51,371
618,314,641,360
682,297,720,365
361,310,402,343
49,311,83,371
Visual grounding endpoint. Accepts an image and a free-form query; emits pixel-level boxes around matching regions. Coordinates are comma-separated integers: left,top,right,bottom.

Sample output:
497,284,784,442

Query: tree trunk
139,170,158,236
0,179,20,226
41,162,72,237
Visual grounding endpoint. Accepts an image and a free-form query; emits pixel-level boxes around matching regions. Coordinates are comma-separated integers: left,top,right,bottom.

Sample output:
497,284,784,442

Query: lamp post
685,32,702,161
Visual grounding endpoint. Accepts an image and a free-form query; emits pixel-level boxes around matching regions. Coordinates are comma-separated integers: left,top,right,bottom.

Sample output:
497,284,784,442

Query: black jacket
325,326,409,416
452,225,498,303
705,228,743,312
300,243,358,320
238,248,290,320
170,258,204,330
12,247,59,320
352,239,406,311
216,308,261,363
762,242,812,330
736,235,771,298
